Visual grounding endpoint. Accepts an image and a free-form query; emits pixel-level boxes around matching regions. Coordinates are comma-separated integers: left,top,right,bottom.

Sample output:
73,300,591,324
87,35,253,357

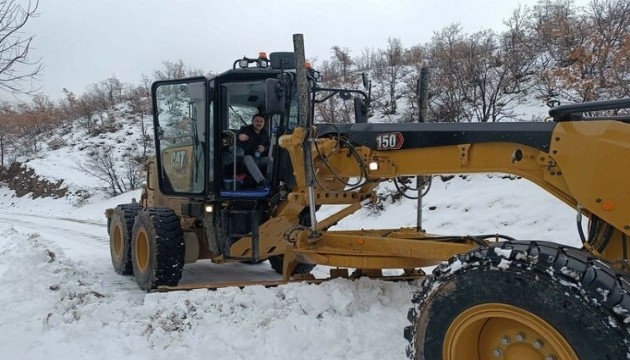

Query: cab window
153,80,206,194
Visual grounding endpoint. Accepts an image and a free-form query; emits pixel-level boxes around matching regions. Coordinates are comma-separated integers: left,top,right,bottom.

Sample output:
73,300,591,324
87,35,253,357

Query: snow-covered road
0,176,582,360
0,193,417,360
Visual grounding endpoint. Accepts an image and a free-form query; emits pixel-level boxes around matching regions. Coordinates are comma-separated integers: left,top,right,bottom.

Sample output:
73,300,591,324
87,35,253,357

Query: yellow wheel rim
135,229,149,272
112,225,123,258
444,303,577,360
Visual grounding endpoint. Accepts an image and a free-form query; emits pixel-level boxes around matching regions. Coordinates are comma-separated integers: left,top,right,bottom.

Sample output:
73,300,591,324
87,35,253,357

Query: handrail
222,130,238,192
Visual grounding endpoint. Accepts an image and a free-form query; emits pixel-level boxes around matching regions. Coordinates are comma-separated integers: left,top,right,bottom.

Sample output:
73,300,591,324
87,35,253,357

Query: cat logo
170,150,188,174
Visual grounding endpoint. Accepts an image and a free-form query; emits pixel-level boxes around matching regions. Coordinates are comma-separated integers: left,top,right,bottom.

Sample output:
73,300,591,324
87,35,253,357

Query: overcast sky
12,0,590,101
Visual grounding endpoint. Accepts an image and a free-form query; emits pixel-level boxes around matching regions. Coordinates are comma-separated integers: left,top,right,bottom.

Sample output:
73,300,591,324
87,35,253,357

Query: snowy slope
0,171,582,360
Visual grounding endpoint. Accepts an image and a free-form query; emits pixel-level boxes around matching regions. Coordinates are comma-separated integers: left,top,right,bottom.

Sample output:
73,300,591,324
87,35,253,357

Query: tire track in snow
0,211,104,226
0,211,280,288
0,212,108,262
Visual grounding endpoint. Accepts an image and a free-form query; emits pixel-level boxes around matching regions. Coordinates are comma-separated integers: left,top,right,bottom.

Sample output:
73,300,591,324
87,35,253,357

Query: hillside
1,104,151,202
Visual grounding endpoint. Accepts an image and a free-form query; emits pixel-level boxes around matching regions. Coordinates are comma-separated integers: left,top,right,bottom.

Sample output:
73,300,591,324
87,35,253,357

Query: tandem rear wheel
108,203,142,275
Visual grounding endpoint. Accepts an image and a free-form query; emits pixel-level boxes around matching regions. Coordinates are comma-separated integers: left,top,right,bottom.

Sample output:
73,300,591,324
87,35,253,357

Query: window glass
288,98,299,130
154,81,206,194
221,80,267,131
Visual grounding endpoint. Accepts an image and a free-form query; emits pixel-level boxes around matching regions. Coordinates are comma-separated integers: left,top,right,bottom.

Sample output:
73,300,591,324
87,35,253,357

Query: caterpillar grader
106,34,629,359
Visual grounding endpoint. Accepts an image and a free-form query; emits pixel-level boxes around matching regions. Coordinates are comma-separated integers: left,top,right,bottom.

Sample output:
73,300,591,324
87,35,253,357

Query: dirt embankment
0,163,68,199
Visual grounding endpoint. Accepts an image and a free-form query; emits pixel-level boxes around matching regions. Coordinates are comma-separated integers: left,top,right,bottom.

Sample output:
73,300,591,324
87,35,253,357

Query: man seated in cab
237,114,270,187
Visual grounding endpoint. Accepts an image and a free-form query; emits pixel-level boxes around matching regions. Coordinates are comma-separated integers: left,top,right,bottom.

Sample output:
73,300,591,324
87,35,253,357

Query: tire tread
132,207,185,291
405,240,630,359
110,203,142,275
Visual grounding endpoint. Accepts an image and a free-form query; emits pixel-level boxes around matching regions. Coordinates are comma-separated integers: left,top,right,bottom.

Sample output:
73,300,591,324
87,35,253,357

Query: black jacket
237,125,270,156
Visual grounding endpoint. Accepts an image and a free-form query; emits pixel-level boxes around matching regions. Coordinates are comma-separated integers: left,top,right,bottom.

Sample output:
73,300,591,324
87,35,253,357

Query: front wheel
268,255,316,275
268,209,317,276
131,207,185,291
405,240,630,360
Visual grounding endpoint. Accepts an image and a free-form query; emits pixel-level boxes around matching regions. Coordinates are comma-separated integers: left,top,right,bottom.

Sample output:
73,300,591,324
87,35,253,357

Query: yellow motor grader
106,35,629,359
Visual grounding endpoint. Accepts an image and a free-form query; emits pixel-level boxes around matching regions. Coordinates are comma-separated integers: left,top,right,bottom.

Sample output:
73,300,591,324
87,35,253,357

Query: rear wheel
131,207,185,291
109,203,142,275
405,240,630,360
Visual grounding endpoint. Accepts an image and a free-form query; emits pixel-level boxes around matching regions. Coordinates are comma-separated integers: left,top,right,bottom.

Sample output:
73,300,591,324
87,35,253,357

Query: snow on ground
0,173,583,360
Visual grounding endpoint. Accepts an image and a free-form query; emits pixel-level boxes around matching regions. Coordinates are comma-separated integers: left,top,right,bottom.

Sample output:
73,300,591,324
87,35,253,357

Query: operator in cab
238,114,270,187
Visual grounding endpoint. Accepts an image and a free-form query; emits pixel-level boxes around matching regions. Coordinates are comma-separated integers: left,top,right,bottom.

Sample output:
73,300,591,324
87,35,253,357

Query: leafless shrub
80,146,141,197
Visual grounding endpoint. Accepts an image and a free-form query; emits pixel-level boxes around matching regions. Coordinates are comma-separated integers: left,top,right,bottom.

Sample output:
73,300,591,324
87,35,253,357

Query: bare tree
426,25,523,123
530,0,630,103
81,145,144,197
530,0,586,67
609,32,630,99
81,146,126,197
331,46,354,80
501,6,539,92
467,30,518,122
427,24,473,122
378,37,405,114
138,114,153,160
314,48,360,124
84,77,123,112
584,0,630,100
314,59,345,123
75,93,99,131
58,88,78,127
126,79,151,114
122,150,142,190
101,76,124,108
3,96,59,156
0,101,17,167
153,60,205,81
0,0,42,95
528,0,590,101
354,47,379,71
400,45,426,121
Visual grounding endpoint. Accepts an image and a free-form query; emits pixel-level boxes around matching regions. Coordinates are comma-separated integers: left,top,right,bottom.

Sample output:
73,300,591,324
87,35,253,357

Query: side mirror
270,52,296,70
265,78,285,115
354,97,368,124
362,73,369,89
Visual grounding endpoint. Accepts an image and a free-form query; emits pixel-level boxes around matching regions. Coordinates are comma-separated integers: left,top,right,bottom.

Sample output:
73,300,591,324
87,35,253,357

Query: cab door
151,77,211,196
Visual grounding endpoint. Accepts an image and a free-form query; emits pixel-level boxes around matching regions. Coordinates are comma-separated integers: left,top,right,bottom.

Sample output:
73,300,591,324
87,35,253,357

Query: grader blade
152,264,425,292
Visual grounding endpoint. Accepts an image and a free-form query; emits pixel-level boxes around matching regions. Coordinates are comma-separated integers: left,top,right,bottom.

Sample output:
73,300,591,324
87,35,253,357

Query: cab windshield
221,80,267,131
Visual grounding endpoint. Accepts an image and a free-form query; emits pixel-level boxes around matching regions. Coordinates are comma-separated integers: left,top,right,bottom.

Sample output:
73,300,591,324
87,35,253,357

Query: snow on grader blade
153,269,426,292
107,34,630,358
